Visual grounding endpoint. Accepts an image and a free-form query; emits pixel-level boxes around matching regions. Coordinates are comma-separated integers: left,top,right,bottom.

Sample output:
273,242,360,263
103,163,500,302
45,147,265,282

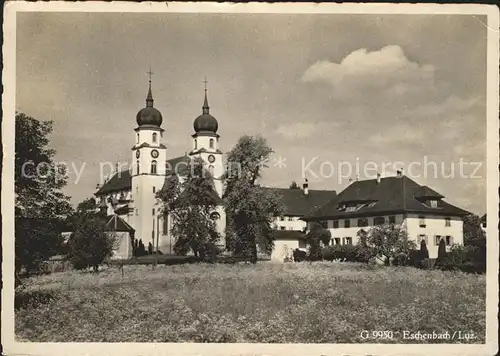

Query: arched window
136,160,140,175
152,133,157,143
136,133,139,144
209,165,214,176
151,160,157,174
194,139,198,149
209,138,214,149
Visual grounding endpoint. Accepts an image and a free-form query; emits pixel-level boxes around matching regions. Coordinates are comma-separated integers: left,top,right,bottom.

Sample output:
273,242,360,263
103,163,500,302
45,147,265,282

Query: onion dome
193,90,218,133
136,78,163,127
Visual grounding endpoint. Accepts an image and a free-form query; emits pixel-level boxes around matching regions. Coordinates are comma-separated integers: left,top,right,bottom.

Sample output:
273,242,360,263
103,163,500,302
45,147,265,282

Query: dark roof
305,176,470,220
260,187,337,216
99,214,135,232
274,230,306,240
481,214,486,222
414,185,444,199
95,155,190,196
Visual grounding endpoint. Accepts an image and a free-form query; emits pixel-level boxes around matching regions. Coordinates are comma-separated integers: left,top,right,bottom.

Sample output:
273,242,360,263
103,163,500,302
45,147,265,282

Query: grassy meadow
15,262,485,343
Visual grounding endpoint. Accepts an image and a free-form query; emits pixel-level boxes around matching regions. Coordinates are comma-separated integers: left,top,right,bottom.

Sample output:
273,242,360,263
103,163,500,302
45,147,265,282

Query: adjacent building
303,172,470,258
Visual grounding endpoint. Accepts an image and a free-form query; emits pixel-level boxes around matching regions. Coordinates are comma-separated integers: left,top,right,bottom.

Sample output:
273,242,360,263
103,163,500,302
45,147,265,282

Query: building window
334,237,341,245
429,200,438,208
210,212,221,221
389,215,396,224
417,234,428,245
333,220,339,228
344,237,352,245
419,216,426,228
435,235,442,246
208,165,214,175
136,160,140,175
288,217,293,221
151,160,157,174
136,133,139,143
344,219,350,228
153,186,156,193
357,218,368,227
374,217,385,226
194,139,198,149
280,216,285,221
209,138,214,149
445,236,453,245
320,220,328,229
152,133,157,143
445,217,451,227
280,226,286,230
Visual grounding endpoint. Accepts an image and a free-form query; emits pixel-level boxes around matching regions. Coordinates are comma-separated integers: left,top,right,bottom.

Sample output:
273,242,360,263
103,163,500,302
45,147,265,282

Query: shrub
435,238,447,267
293,249,307,262
438,245,485,274
321,244,376,263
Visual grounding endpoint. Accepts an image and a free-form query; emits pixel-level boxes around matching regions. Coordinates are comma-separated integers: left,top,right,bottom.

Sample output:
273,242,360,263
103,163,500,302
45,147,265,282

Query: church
94,76,226,256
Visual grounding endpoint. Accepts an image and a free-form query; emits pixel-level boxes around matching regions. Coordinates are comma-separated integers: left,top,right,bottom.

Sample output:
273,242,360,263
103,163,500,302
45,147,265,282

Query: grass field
15,262,485,343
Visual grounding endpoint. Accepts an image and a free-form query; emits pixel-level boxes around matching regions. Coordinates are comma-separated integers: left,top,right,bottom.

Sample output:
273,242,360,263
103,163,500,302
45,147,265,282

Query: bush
293,249,307,262
321,244,376,263
438,245,485,274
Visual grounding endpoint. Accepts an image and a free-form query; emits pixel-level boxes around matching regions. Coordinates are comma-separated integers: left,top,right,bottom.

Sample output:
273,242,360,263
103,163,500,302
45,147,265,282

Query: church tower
189,79,224,198
131,71,167,248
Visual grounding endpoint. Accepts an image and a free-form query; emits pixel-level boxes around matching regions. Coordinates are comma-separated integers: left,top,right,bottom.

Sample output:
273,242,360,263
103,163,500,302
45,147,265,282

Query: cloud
302,45,437,102
276,122,317,139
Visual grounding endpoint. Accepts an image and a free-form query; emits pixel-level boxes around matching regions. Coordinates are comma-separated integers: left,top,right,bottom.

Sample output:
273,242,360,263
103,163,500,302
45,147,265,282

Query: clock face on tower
136,150,140,159
208,154,215,163
151,149,159,159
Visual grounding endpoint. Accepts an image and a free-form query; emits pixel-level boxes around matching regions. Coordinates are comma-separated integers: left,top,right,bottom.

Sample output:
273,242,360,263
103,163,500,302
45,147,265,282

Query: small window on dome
152,133,157,143
209,138,214,149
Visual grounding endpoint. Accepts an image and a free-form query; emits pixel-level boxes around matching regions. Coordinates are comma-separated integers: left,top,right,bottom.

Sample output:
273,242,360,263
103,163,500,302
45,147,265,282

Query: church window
209,165,214,175
136,133,139,144
151,160,157,174
152,208,155,216
136,160,140,175
209,138,214,149
152,133,157,143
153,186,156,193
194,139,198,149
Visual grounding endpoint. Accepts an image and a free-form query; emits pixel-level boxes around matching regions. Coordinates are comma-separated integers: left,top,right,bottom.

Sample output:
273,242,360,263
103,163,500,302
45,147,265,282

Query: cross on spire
202,76,208,92
147,67,154,83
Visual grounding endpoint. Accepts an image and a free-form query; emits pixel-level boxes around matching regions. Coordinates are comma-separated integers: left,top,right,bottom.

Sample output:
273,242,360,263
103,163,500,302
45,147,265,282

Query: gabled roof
95,155,190,196
414,185,444,199
305,176,469,220
260,187,337,217
274,230,306,240
100,214,135,232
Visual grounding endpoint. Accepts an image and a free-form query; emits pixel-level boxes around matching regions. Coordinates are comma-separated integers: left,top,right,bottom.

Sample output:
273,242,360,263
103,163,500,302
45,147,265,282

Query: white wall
273,216,306,231
309,213,463,258
271,239,307,262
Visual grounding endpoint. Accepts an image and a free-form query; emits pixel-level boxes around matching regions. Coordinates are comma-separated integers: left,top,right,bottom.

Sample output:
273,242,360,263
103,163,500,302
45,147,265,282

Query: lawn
15,262,485,343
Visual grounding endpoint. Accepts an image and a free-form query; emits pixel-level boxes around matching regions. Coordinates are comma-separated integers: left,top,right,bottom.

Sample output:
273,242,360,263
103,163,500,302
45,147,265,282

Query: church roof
95,155,191,196
304,176,470,220
260,187,338,217
99,214,135,232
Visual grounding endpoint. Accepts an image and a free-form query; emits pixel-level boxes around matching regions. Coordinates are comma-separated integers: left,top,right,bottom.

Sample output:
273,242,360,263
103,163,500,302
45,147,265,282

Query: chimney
303,178,309,195
348,178,353,185
396,170,402,177
376,173,381,184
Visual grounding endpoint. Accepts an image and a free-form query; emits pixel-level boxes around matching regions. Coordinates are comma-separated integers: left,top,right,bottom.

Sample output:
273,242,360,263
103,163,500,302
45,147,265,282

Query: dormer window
429,200,438,208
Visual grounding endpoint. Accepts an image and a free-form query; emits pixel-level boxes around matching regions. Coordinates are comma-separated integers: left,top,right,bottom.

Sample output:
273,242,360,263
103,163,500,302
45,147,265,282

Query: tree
65,215,116,272
224,135,285,263
435,238,447,266
305,222,331,260
289,181,300,189
419,239,429,259
463,214,485,245
367,224,416,266
157,157,220,258
15,112,73,276
64,197,98,232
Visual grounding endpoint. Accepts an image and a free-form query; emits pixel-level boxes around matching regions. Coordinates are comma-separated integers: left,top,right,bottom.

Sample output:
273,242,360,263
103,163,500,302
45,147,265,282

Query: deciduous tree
223,135,284,263
15,112,73,276
367,224,416,266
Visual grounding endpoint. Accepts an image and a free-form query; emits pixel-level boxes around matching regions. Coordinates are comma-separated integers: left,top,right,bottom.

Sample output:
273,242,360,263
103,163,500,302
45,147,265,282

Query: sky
16,12,487,214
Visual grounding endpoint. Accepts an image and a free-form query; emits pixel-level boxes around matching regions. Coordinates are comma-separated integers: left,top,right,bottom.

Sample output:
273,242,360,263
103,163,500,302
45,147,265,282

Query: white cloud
275,122,318,139
302,45,436,101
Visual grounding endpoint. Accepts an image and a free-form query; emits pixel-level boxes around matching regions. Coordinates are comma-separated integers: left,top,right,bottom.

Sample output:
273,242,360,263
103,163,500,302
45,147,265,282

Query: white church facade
95,78,225,254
